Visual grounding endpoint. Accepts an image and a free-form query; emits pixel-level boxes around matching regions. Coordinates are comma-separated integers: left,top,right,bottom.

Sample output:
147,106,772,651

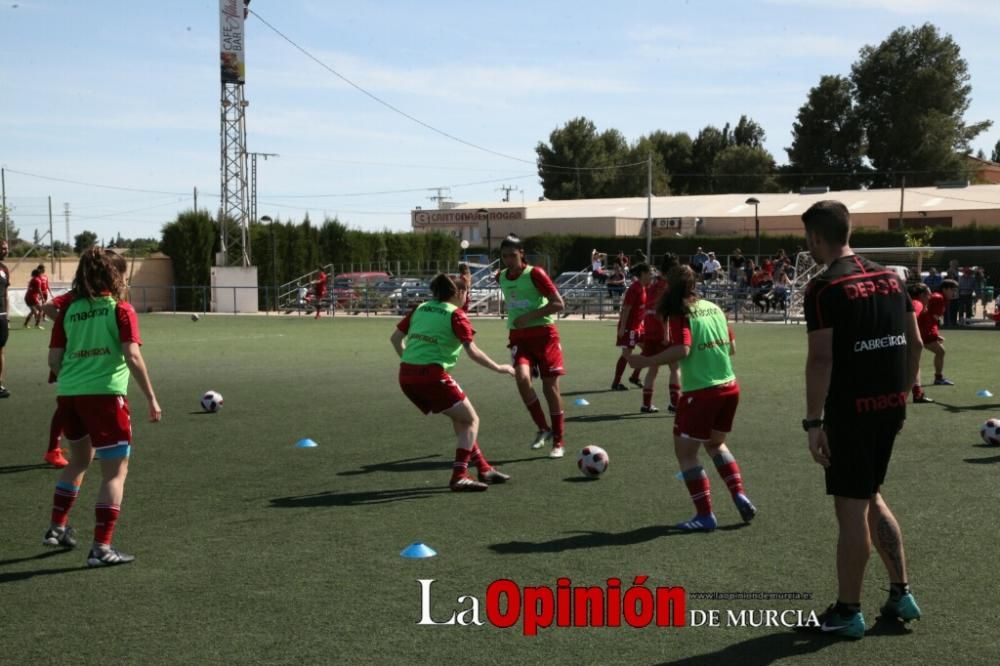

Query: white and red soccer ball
201,390,224,413
577,445,609,478
981,418,1000,446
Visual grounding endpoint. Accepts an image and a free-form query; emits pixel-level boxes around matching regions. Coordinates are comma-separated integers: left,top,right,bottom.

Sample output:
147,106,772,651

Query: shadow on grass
489,523,749,554
0,550,85,585
0,463,52,475
964,454,1000,464
658,615,911,665
930,400,1000,414
337,454,445,476
269,486,450,508
566,413,666,424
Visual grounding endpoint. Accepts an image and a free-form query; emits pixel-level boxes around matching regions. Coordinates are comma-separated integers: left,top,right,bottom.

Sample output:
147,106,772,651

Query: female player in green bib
391,274,515,491
42,248,161,566
630,265,756,531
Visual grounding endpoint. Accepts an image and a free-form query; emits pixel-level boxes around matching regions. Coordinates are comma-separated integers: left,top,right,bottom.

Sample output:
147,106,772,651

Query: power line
268,174,535,199
248,10,651,175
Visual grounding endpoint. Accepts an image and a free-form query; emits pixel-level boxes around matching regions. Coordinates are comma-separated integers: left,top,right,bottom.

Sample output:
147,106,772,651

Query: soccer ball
201,390,223,413
191,313,200,322
577,445,609,478
981,418,1000,446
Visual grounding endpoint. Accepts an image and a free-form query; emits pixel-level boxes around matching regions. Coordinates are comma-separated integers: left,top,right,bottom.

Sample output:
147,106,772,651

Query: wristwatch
802,419,824,432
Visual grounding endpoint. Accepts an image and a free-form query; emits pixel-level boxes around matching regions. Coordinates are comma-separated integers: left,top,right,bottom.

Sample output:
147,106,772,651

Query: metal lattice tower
220,82,250,266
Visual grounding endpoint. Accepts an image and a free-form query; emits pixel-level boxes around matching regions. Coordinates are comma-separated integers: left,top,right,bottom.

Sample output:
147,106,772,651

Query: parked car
333,271,392,310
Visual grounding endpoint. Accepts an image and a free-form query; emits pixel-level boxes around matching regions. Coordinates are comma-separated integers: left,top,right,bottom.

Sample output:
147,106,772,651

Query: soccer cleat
611,383,629,391
628,377,644,388
0,385,9,399
667,404,677,413
816,605,866,639
530,430,553,450
44,449,69,468
880,592,922,622
548,445,566,459
449,476,488,492
913,394,935,403
478,468,510,484
42,525,77,548
675,513,717,532
933,377,955,386
734,493,757,523
87,546,136,567
640,405,659,413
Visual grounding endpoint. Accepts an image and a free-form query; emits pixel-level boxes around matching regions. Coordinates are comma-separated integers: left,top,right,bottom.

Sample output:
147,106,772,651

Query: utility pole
48,196,55,274
898,175,906,229
193,186,198,214
496,184,521,203
645,154,653,261
427,187,451,208
247,152,279,237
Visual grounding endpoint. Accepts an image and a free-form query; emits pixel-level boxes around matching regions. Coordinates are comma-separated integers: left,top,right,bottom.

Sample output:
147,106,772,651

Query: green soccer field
1,314,998,664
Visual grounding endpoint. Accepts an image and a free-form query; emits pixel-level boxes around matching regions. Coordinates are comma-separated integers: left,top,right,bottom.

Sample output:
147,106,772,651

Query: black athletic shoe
87,546,136,567
611,383,629,391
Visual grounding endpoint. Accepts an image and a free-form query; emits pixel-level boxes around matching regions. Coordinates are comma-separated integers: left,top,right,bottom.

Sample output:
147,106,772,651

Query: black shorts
0,315,8,348
824,420,902,499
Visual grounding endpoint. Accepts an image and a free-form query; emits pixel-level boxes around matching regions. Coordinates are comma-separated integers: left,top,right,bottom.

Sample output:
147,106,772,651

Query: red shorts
920,327,942,344
399,364,466,414
509,331,565,377
640,339,671,356
616,329,641,349
25,295,40,307
673,382,740,441
55,395,133,448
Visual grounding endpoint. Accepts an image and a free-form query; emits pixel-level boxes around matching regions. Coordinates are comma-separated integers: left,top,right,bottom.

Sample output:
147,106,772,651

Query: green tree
646,130,694,194
713,145,779,193
160,211,216,308
992,138,1000,163
785,75,869,190
732,115,766,148
535,117,631,199
851,23,992,187
690,125,729,193
74,230,98,253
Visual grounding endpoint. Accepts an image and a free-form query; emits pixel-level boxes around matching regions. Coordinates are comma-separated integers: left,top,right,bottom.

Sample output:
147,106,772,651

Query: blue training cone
574,398,590,406
675,471,685,481
977,389,994,398
401,542,437,559
295,438,319,448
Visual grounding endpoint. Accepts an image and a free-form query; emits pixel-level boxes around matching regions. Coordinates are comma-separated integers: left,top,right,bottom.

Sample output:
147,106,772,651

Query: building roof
443,183,1000,219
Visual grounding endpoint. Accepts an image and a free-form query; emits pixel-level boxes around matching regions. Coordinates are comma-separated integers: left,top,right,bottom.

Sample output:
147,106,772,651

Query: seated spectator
701,252,722,281
606,263,627,310
751,267,773,312
771,270,791,311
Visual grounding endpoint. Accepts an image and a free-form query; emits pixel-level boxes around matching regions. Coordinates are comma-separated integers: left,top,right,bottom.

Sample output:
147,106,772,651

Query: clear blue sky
2,0,998,244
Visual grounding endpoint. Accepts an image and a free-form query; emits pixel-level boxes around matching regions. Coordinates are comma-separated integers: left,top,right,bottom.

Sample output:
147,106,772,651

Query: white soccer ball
981,418,1000,446
191,313,200,321
577,445,609,478
201,390,224,413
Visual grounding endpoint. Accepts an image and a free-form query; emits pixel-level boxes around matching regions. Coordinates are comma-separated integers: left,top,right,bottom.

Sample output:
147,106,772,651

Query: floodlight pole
646,154,653,261
746,197,761,264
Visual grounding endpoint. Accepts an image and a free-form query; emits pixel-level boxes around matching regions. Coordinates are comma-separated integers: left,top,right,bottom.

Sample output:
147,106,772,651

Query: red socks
712,452,745,497
613,357,628,385
682,467,713,516
94,504,121,547
51,481,79,527
525,397,550,432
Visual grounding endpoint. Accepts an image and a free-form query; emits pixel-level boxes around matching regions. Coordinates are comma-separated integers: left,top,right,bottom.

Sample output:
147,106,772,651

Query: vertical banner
220,0,246,84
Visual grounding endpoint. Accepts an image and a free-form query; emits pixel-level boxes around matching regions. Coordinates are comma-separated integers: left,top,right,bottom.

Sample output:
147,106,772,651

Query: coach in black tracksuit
801,200,924,637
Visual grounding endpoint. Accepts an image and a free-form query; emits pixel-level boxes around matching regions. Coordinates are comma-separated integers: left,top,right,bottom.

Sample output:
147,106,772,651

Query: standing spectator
617,251,631,279
923,267,942,291
729,249,746,283
701,252,722,281
457,263,473,312
691,247,708,275
606,263,627,310
312,267,328,319
975,268,988,319
943,260,960,327
43,247,162,566
957,268,976,325
0,240,9,398
800,200,922,639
